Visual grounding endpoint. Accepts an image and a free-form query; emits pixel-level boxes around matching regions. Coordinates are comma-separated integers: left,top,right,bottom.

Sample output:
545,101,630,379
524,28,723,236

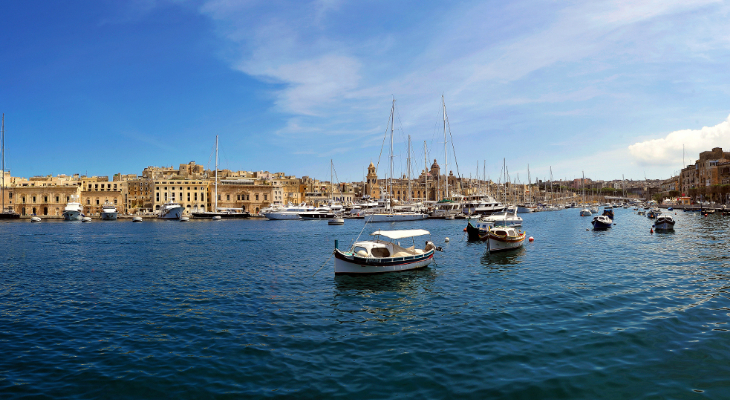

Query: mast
424,141,428,201
1,114,4,213
215,135,218,212
407,135,412,202
389,99,394,210
442,95,448,199
330,159,333,202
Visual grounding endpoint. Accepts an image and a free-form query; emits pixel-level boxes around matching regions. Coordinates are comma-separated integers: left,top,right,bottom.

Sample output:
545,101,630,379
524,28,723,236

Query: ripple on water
3,212,730,397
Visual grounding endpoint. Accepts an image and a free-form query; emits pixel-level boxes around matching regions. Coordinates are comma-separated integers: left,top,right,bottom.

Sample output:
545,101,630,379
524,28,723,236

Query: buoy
705,214,708,217
650,228,654,234
445,237,450,242
463,227,467,232
529,236,534,242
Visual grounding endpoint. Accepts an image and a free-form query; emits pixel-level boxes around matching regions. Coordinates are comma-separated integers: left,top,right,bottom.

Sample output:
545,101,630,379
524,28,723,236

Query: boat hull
158,206,184,220
299,212,335,220
63,210,82,221
264,212,301,220
654,218,675,230
101,212,118,220
487,233,526,252
367,213,428,222
0,212,20,219
192,212,250,219
334,249,434,274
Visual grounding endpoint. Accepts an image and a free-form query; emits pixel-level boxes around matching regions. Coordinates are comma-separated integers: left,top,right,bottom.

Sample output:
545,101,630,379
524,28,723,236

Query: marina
3,207,730,397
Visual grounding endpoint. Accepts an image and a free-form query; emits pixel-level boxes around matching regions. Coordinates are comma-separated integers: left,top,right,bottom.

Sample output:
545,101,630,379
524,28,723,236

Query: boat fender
528,236,534,242
445,237,450,242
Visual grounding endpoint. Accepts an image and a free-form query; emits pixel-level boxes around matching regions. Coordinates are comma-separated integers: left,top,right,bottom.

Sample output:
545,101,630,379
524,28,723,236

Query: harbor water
2,208,730,398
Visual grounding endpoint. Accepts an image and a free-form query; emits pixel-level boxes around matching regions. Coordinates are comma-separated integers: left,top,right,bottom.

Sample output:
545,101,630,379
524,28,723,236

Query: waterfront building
80,177,125,216
152,179,209,215
126,178,154,214
213,179,276,214
8,176,82,217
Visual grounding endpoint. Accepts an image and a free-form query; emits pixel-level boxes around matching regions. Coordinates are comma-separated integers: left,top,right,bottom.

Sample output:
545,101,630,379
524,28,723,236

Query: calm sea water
2,209,730,398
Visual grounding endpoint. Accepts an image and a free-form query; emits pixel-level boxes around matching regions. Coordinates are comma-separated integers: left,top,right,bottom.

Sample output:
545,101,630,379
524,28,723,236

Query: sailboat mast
214,135,219,212
424,141,428,201
330,159,333,202
442,95,448,199
1,114,4,213
407,135,412,202
389,99,394,210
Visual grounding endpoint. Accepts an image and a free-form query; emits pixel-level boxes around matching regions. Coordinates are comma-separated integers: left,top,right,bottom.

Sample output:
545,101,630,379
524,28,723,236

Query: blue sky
2,0,730,183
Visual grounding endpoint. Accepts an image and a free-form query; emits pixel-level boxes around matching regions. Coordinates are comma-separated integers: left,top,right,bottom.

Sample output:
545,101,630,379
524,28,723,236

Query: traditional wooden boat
334,229,437,274
487,227,526,252
654,214,675,230
592,215,612,230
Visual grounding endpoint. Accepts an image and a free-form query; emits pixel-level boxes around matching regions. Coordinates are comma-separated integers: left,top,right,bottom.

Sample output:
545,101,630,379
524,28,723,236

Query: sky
2,0,730,184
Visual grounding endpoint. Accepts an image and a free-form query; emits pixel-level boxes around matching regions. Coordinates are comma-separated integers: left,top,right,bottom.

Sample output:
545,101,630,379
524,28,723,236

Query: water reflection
333,268,437,295
479,247,525,268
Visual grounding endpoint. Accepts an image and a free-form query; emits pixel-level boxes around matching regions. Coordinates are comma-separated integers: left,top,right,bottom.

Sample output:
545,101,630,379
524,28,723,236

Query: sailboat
368,99,427,222
0,114,19,219
192,136,250,219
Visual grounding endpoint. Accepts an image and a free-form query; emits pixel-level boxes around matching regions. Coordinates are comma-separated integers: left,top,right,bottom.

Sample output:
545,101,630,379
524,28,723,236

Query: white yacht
101,202,118,220
299,205,336,220
432,200,462,218
158,201,184,220
516,203,536,213
478,207,523,227
63,195,83,221
264,203,312,220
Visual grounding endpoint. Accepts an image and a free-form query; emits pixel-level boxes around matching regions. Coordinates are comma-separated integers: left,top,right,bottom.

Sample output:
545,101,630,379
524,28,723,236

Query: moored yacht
158,201,184,220
100,202,118,220
654,214,675,230
334,229,437,274
63,195,83,221
264,203,312,220
487,227,526,252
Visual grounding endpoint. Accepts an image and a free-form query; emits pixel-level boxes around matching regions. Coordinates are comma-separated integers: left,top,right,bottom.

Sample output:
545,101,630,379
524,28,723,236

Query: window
8,193,11,199
114,199,117,205
194,193,197,201
264,194,267,201
44,196,48,202
96,199,100,205
187,193,190,201
227,195,230,201
87,199,90,205
22,196,25,203
32,196,36,203
43,207,48,215
55,196,59,202
255,194,259,201
156,193,160,202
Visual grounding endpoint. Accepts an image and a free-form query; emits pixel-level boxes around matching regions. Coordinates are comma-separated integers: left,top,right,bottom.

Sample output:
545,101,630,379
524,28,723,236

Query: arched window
43,207,48,215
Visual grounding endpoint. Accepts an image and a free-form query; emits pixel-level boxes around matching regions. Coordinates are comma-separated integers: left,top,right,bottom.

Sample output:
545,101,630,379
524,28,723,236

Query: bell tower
365,162,380,199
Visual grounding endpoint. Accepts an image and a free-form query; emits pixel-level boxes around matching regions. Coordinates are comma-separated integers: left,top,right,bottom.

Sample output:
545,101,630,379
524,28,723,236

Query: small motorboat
592,215,612,230
654,214,675,230
334,229,438,274
465,219,494,241
180,216,190,222
82,217,92,223
30,216,41,223
579,208,592,217
132,216,143,222
602,206,614,219
211,215,221,221
647,208,660,219
328,216,344,225
487,227,526,252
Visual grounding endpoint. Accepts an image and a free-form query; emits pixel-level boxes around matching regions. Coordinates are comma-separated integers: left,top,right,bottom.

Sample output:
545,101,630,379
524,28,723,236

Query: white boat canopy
370,229,430,239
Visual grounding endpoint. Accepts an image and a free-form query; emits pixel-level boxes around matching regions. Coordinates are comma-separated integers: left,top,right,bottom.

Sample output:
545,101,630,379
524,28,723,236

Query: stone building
126,179,154,214
80,178,126,216
213,179,277,214
152,179,209,215
9,178,82,217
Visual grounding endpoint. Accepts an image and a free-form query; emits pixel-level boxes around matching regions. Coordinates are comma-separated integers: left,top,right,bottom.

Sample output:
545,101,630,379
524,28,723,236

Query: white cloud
628,114,730,166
